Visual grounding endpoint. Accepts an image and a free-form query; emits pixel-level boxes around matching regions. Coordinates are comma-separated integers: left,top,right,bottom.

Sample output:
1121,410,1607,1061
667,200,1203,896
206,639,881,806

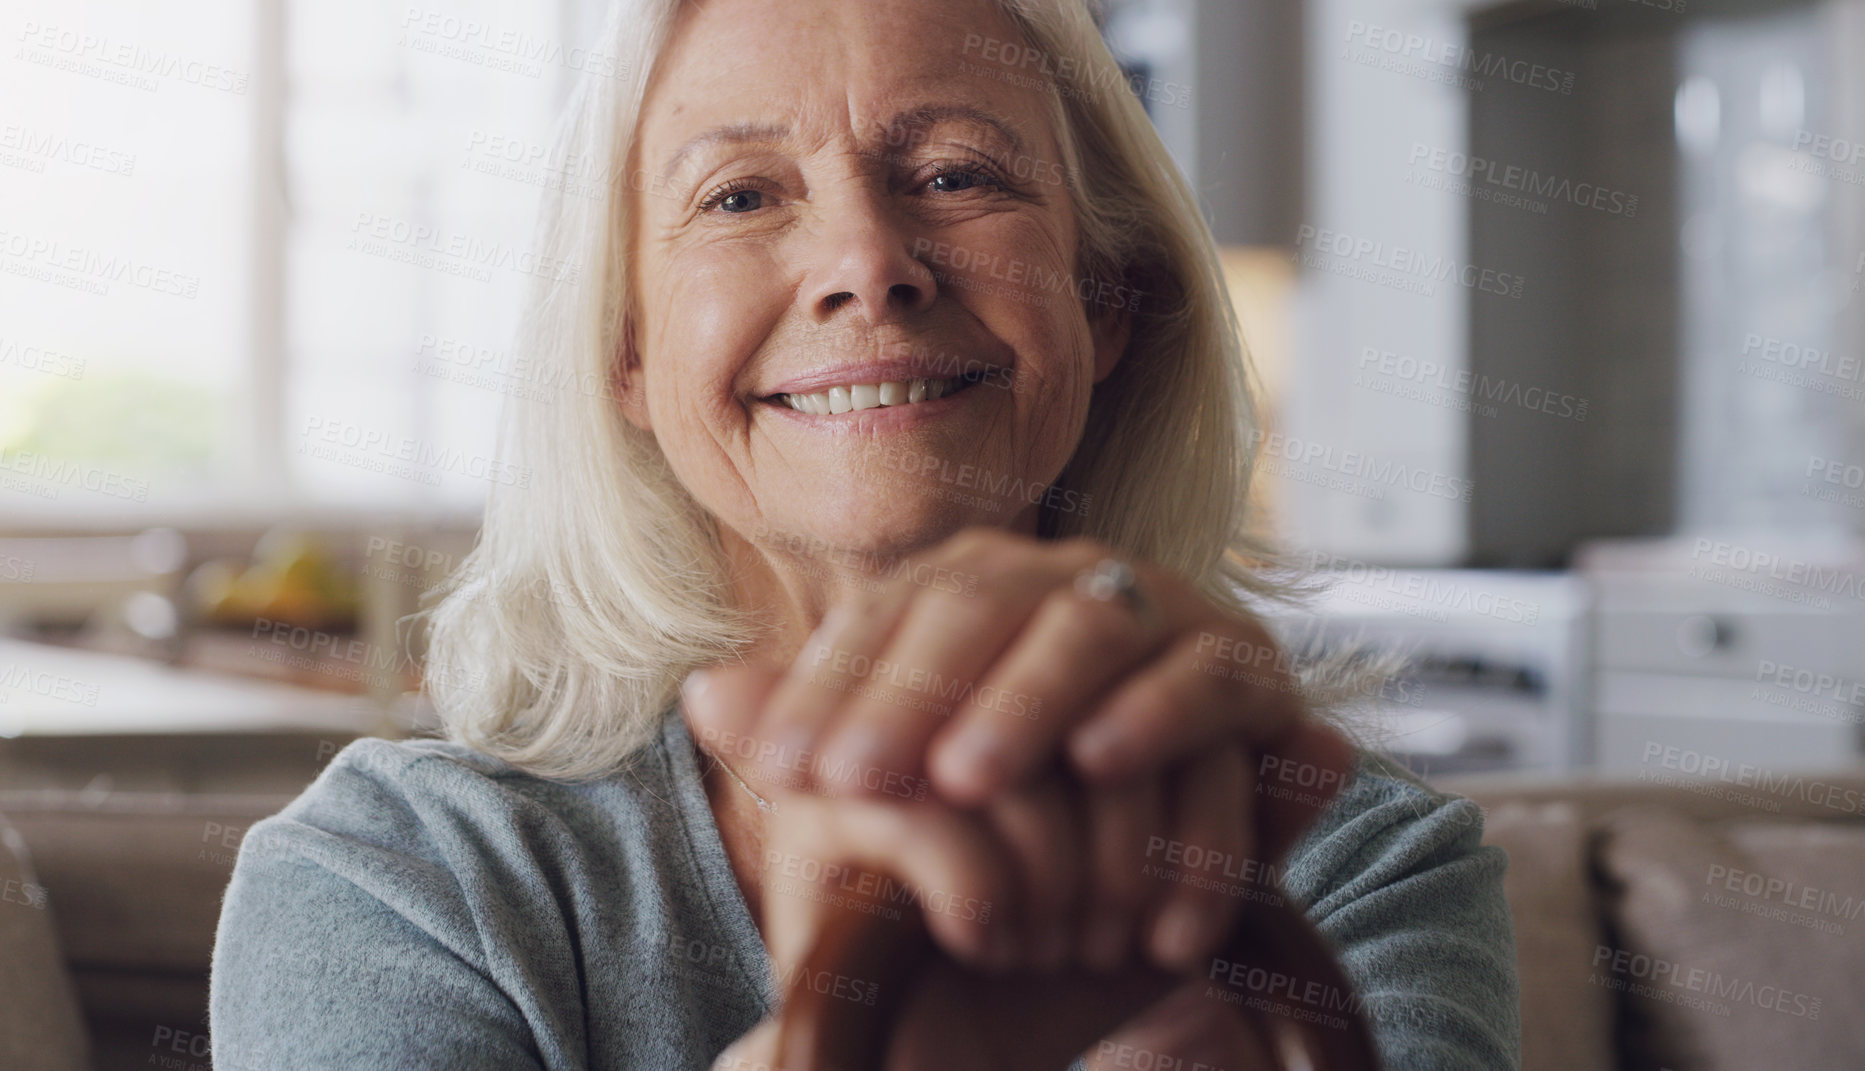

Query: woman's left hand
684,526,1355,970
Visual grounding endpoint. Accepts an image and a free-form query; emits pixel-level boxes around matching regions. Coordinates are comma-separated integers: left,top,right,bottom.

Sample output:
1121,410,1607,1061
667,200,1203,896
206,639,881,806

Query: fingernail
1150,899,1212,968
1069,717,1128,776
934,728,1003,799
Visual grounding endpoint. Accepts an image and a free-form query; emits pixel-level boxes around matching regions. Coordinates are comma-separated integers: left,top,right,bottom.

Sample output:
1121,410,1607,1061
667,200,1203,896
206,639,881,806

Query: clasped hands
683,529,1356,1070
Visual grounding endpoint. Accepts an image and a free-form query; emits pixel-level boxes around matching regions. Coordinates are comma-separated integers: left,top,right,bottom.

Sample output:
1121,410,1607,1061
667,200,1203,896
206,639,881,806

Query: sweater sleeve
207,740,553,1071
1068,759,1521,1071
1284,762,1522,1071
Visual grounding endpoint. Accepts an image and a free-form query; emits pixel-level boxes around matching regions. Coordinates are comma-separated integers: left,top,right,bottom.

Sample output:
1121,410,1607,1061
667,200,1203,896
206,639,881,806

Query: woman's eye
717,190,762,213
699,182,767,214
927,168,1000,194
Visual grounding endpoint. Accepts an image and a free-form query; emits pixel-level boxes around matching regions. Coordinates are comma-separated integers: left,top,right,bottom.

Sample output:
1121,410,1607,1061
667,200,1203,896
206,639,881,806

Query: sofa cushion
2,790,297,1069
1595,807,1865,1071
1479,800,1616,1071
2,792,296,972
0,814,92,1071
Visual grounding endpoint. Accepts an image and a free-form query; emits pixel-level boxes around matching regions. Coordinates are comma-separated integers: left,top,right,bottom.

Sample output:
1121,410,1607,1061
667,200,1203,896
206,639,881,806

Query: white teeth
779,375,968,414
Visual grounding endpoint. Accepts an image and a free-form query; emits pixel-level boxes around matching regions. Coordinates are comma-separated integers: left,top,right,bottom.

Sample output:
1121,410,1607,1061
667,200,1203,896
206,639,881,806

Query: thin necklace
714,754,778,814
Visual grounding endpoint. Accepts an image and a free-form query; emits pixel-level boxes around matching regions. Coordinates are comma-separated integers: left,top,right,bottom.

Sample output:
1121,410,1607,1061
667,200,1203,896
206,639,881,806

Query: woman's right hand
686,654,1354,1070
705,762,1279,1070
687,653,1341,982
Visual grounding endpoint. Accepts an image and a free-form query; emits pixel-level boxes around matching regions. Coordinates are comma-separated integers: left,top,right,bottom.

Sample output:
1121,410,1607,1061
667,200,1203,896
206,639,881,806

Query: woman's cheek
1015,327,1097,475
652,253,779,414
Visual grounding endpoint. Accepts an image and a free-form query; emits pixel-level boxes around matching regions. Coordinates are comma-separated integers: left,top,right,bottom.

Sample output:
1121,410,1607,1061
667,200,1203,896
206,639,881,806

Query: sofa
0,731,351,1071
3,736,1862,1070
1447,765,1865,1071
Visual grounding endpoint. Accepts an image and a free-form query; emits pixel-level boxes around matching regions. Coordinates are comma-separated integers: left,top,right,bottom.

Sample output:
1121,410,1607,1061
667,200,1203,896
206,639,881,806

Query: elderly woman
210,0,1518,1068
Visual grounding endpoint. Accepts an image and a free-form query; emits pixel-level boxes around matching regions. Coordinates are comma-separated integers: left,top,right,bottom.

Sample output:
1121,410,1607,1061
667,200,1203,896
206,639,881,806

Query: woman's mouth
769,371,986,415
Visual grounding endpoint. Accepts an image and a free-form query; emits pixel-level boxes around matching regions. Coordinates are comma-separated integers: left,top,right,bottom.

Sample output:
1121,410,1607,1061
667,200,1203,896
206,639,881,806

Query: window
2,2,253,512
1,0,581,521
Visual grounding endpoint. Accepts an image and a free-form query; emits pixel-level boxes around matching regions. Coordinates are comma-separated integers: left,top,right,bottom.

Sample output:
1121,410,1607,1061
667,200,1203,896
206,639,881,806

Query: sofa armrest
0,811,91,1071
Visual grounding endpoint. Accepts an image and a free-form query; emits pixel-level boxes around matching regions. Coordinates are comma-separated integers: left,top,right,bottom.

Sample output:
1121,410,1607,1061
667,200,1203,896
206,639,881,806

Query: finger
748,527,1018,789
810,583,1026,796
816,535,1147,799
744,597,904,791
682,664,794,798
1146,747,1250,971
760,795,1023,975
1068,625,1306,783
1078,775,1162,974
981,779,1082,972
928,579,1162,805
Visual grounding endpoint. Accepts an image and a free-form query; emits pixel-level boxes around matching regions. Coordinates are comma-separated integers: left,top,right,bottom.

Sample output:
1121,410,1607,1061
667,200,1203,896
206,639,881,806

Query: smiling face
623,0,1127,587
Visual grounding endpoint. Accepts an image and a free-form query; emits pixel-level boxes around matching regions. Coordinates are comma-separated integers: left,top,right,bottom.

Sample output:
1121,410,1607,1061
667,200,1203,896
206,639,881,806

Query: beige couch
0,731,347,1071
4,740,1862,1070
1444,766,1865,1071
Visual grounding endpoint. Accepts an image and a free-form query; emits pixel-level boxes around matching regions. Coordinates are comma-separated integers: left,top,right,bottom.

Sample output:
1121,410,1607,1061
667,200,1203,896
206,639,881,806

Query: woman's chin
772,500,1015,560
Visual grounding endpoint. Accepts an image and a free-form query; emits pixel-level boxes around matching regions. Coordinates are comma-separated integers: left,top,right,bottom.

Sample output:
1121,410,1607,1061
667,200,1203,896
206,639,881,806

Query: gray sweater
208,711,1520,1070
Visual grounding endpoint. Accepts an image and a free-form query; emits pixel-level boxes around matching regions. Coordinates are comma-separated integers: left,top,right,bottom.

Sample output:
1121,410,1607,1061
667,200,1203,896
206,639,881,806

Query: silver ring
1074,557,1158,632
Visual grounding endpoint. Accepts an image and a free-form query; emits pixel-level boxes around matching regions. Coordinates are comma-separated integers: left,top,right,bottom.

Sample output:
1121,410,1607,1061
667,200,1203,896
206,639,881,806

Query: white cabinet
1582,538,1865,773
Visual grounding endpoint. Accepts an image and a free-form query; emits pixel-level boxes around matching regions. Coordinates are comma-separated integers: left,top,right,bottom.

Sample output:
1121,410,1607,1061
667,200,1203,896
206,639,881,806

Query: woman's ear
612,321,653,432
1089,304,1132,385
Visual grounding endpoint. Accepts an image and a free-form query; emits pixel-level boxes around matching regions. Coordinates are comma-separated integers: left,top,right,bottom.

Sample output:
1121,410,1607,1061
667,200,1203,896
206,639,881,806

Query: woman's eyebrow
658,121,791,184
881,104,1027,157
654,106,1024,185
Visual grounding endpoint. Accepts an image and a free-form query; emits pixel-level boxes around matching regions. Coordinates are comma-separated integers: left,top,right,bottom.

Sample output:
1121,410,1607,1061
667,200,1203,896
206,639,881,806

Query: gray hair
421,0,1342,781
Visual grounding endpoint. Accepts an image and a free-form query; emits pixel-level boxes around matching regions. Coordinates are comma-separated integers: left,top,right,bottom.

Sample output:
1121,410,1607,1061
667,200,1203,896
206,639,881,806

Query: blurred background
3,1,1864,1069
7,0,1862,782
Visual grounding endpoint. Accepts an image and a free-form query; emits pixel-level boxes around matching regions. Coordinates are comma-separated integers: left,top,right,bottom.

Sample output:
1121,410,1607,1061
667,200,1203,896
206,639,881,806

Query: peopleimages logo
0,123,137,176
1303,551,1541,624
1356,347,1589,422
1794,128,1865,166
397,8,625,79
1740,334,1865,382
1247,430,1475,503
0,335,86,380
910,237,1144,313
1342,20,1576,95
0,228,201,299
298,416,532,488
1590,944,1823,1020
1407,143,1638,218
1689,537,1865,605
0,449,150,502
0,663,101,706
15,22,249,93
348,212,580,285
1293,225,1526,300
1639,741,1865,816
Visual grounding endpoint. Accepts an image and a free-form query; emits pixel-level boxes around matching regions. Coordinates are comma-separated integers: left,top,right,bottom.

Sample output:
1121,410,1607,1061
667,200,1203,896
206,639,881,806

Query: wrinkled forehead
634,0,1063,175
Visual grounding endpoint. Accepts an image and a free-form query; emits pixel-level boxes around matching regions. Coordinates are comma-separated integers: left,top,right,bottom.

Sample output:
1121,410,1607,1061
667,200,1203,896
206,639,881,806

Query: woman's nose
803,192,938,323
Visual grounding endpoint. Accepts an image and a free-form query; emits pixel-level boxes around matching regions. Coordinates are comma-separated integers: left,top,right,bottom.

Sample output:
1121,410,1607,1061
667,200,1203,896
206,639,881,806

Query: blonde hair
422,0,1334,781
